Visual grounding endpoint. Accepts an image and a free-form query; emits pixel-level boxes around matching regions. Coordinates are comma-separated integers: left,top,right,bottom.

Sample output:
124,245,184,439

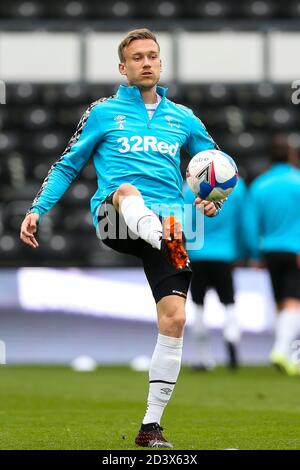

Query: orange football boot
161,215,190,270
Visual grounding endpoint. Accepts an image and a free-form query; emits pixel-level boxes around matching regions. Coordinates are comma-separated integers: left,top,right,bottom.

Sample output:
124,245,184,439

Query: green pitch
0,365,300,450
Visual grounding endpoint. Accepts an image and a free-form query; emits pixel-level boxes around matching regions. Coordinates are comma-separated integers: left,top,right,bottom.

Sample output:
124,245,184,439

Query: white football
186,149,238,201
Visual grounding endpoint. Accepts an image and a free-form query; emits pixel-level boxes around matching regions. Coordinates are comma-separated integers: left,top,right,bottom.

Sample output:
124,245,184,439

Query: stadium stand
0,0,299,266
0,0,300,20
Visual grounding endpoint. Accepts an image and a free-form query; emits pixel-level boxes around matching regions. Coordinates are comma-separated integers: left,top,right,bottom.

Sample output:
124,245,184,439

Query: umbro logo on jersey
166,115,180,128
114,115,126,129
117,136,179,157
160,387,172,396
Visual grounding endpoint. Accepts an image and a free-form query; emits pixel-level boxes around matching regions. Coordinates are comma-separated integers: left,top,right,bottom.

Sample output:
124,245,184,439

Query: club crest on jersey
114,115,126,129
165,115,180,128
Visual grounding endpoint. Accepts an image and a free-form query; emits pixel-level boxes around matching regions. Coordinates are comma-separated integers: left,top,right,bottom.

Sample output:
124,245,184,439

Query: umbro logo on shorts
172,290,187,298
117,136,179,157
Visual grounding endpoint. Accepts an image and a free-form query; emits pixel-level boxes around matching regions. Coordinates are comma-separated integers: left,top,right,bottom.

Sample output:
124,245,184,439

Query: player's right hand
20,213,39,249
194,197,217,217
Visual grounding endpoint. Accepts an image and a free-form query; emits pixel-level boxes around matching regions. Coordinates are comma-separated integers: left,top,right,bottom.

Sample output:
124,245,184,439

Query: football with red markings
186,149,238,201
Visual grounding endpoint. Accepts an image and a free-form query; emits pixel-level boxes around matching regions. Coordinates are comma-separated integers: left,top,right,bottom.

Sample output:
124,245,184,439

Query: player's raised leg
161,215,190,270
113,183,190,269
113,183,163,249
135,295,185,448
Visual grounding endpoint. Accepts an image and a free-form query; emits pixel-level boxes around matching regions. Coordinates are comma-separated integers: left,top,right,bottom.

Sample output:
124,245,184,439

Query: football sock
272,309,300,360
143,334,183,425
223,304,241,344
120,195,162,250
192,305,214,366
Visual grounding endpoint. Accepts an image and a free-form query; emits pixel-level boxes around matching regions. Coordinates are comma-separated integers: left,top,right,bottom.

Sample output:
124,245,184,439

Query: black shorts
97,192,192,304
264,252,300,303
190,260,234,305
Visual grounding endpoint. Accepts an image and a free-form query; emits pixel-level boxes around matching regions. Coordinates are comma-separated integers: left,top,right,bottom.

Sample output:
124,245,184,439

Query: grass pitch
0,365,300,450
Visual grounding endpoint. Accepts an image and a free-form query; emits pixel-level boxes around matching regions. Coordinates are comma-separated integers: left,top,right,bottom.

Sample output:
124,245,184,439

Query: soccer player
184,178,247,370
20,29,222,447
246,135,300,376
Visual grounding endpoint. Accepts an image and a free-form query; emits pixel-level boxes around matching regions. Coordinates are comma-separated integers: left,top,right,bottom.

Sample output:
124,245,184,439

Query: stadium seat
0,232,22,261
6,83,41,105
247,109,268,130
252,83,281,105
203,84,233,106
22,107,55,130
31,131,67,156
220,131,268,156
46,0,91,18
3,200,33,232
131,1,180,18
59,84,89,105
0,132,19,154
35,232,74,263
92,0,138,18
235,83,280,106
0,0,298,19
30,157,54,181
187,0,233,18
240,0,279,18
63,182,96,207
289,0,300,17
268,107,297,130
13,0,45,18
62,208,94,233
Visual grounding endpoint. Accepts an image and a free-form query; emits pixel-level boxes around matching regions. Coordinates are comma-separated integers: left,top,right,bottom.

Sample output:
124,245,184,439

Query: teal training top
28,84,217,227
245,163,300,259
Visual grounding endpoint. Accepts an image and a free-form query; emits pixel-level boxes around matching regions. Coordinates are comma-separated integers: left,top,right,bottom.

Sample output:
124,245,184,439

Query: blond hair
118,28,160,62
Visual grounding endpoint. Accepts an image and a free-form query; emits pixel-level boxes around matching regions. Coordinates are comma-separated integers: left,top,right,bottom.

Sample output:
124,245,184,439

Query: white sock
192,305,214,366
120,195,162,250
143,334,183,425
223,304,241,344
272,309,300,360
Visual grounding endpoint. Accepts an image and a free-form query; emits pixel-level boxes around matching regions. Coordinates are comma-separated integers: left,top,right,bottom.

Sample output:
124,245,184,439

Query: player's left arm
184,110,225,217
20,104,102,248
27,105,101,220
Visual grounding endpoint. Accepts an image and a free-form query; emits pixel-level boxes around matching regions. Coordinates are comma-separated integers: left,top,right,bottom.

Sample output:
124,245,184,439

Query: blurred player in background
246,135,300,376
184,178,247,370
20,29,223,447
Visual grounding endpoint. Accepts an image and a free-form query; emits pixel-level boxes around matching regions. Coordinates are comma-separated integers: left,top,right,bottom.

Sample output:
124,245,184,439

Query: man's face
119,39,161,89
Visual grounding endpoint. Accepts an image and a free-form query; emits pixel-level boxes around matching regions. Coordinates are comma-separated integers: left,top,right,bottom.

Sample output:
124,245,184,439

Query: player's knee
162,307,186,331
172,312,186,331
117,183,140,198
